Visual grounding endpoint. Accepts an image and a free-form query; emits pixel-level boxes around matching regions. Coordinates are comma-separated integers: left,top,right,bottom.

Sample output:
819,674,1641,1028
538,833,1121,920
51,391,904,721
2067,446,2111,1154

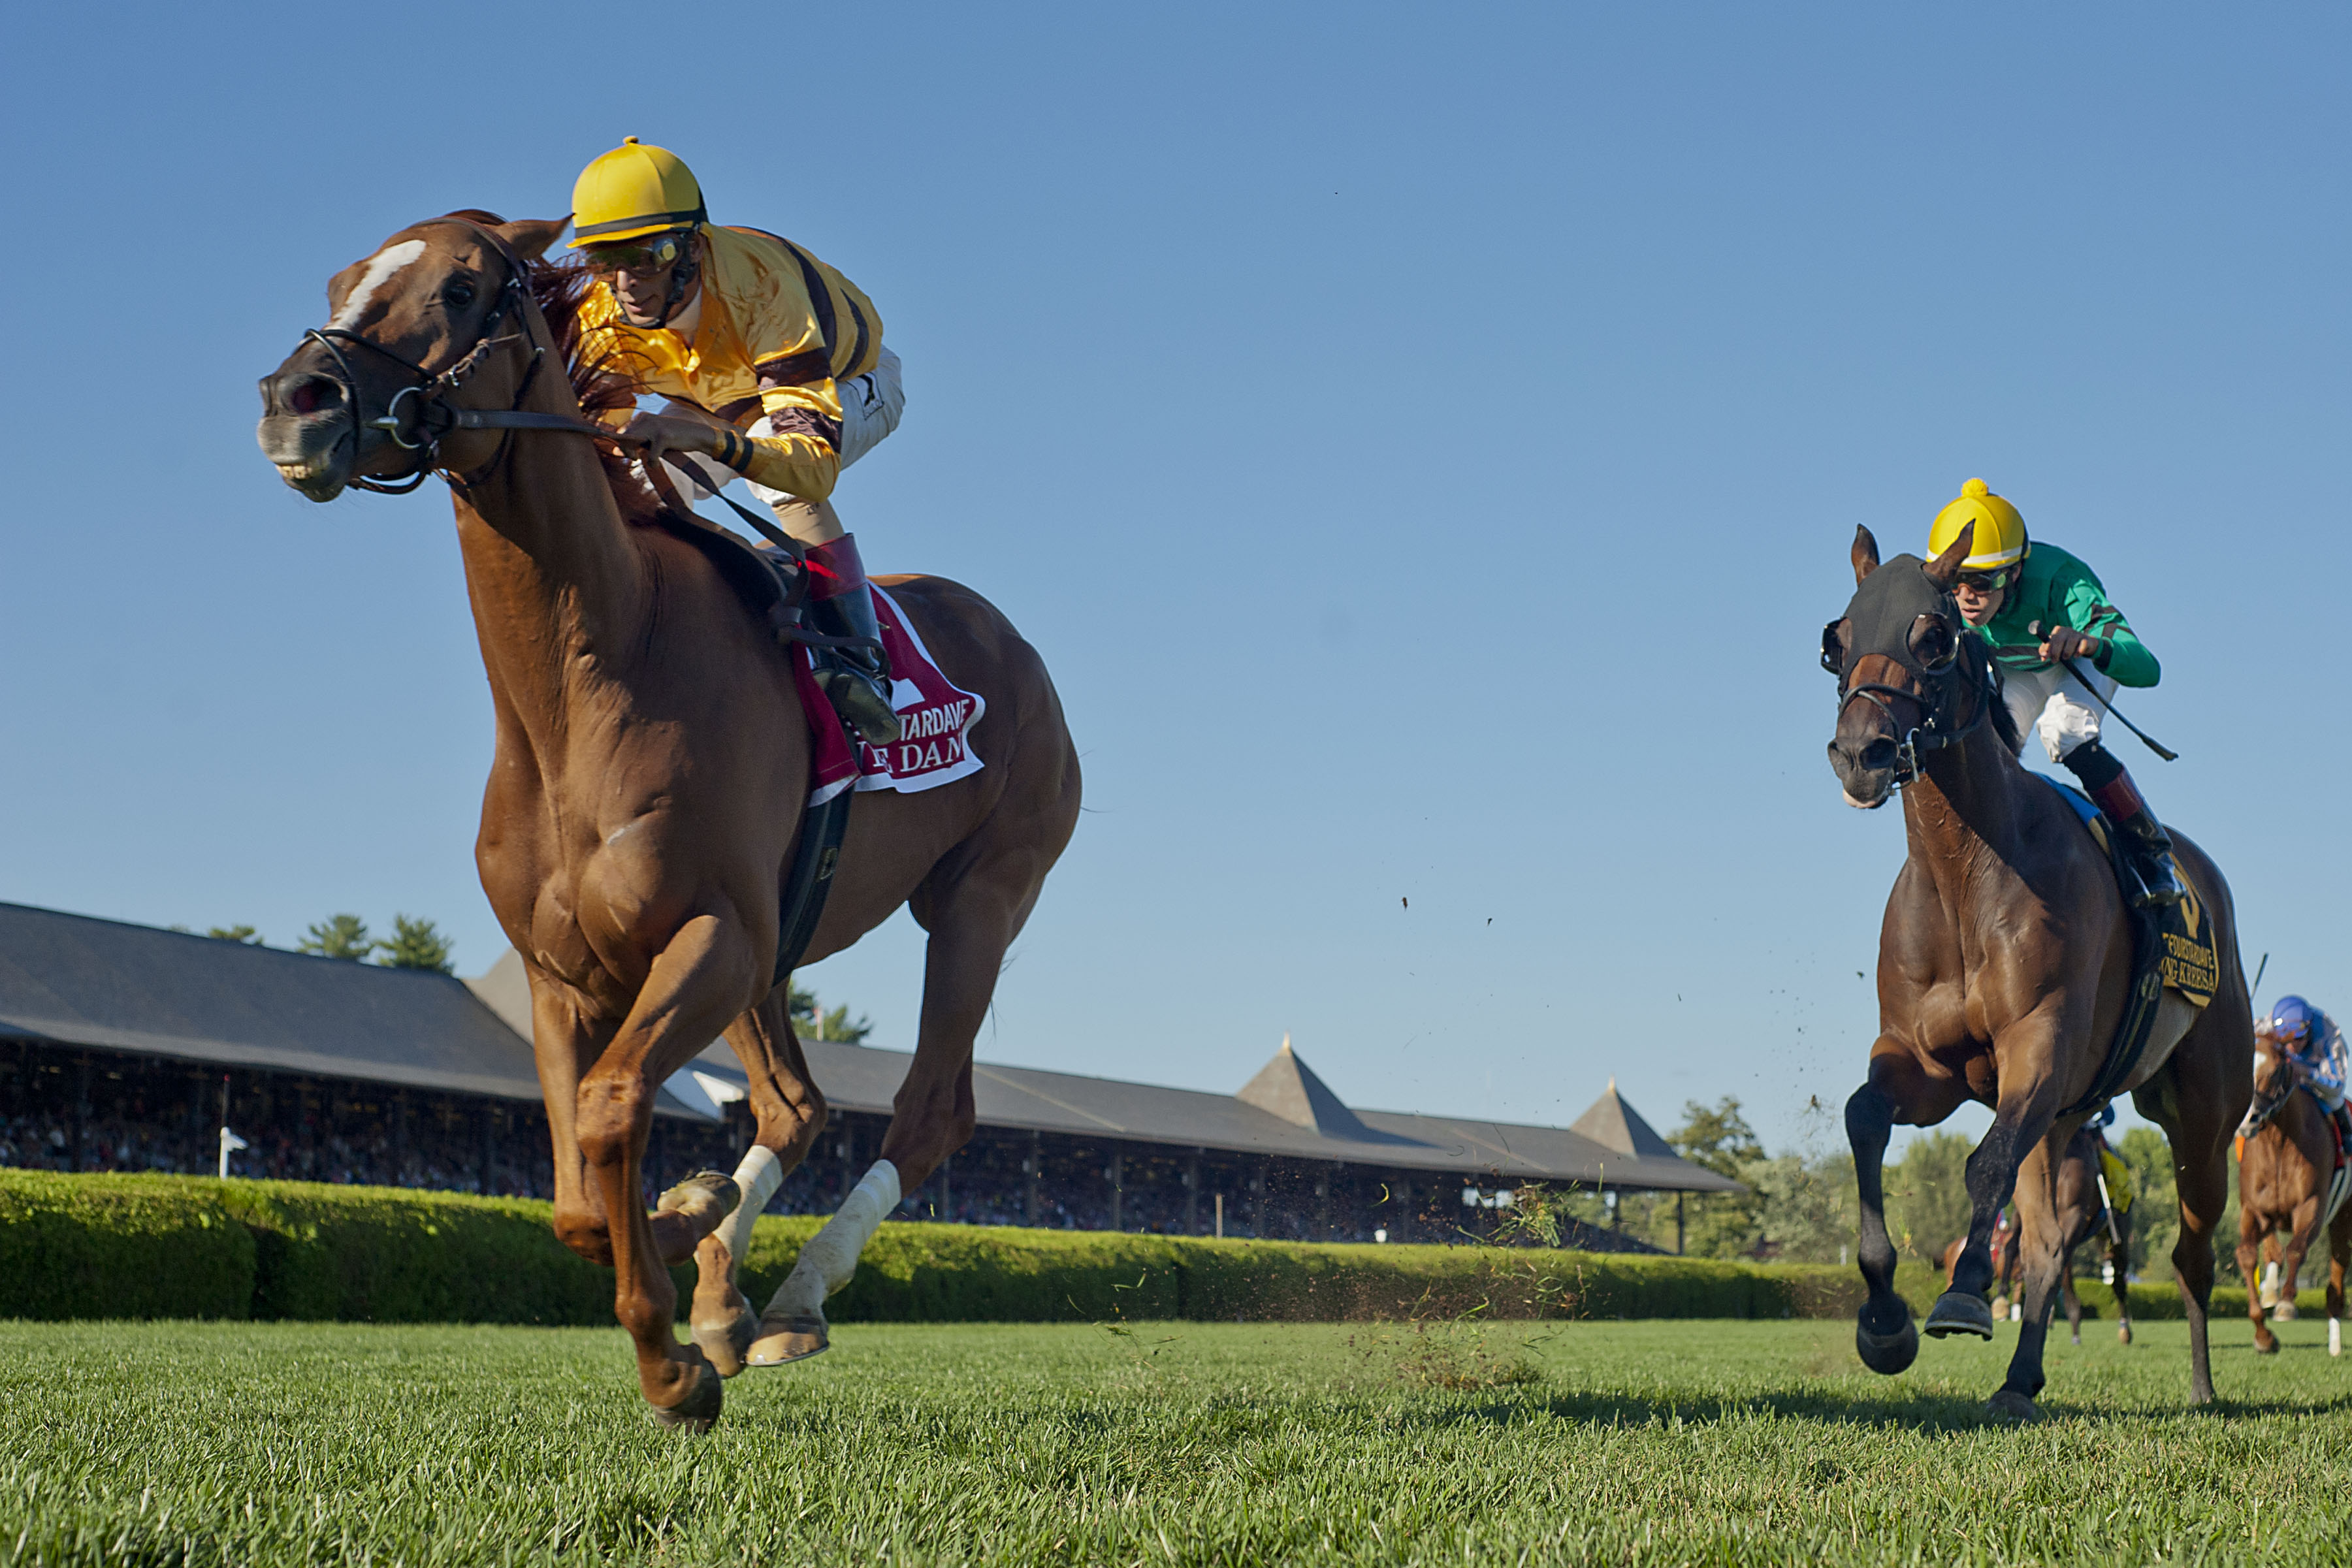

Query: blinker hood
1837,554,1961,679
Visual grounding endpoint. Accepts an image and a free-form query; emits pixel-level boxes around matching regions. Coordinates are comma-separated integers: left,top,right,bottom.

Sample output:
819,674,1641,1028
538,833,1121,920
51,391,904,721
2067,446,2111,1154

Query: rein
1834,622,2000,789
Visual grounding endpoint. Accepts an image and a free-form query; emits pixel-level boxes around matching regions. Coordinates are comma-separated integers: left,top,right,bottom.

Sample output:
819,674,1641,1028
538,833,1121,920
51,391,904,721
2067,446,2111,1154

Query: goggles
581,231,690,274
1954,568,2014,596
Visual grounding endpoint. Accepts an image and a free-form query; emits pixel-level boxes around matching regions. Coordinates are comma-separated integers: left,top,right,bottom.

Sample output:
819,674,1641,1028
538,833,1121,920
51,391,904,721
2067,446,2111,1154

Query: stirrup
818,664,902,746
2127,853,2184,909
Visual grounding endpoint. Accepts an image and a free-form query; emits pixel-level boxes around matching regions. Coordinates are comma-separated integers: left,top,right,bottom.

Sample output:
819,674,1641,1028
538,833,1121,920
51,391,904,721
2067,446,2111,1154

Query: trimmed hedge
0,1170,2266,1329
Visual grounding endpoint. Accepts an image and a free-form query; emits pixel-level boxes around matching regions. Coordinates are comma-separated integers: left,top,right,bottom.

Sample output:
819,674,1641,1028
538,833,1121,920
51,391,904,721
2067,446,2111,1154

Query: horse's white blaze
330,239,427,328
764,1159,900,1324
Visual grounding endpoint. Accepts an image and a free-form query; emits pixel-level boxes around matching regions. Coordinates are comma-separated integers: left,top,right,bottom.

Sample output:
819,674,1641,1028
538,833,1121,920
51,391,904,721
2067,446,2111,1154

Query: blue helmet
2269,995,2317,1045
2097,1104,2116,1128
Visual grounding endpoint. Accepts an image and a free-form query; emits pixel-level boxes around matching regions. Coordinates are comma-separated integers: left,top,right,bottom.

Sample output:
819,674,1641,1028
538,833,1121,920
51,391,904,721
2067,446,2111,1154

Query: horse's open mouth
256,413,353,502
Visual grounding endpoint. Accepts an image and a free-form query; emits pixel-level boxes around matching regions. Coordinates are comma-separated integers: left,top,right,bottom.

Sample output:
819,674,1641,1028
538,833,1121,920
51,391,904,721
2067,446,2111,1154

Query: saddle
2040,776,2217,1117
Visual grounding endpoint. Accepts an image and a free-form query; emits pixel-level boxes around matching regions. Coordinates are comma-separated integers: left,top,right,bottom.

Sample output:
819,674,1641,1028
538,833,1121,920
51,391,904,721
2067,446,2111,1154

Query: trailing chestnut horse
255,214,1080,1428
1823,526,2247,1416
2235,1032,2352,1356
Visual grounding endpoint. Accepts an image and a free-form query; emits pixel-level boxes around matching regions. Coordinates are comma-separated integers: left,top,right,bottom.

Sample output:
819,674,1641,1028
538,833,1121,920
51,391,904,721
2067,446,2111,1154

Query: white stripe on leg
711,1144,783,1267
764,1160,901,1324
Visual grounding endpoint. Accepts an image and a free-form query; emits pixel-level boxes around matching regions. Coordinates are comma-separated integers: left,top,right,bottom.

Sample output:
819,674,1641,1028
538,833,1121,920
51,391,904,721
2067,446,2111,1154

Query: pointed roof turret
1236,1034,1374,1140
1569,1078,1679,1159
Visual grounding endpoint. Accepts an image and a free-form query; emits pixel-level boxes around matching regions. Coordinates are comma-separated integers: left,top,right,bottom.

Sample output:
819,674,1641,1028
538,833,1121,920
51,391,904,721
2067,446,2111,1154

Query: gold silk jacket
578,224,883,500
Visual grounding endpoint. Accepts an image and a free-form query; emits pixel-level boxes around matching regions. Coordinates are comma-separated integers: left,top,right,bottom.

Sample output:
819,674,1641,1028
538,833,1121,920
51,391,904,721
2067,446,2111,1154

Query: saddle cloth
794,585,986,806
2038,776,2218,1009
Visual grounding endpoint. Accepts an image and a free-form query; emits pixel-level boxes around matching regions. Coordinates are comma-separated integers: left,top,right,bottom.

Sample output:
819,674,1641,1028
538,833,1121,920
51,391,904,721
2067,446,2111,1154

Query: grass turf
5,1315,2352,1565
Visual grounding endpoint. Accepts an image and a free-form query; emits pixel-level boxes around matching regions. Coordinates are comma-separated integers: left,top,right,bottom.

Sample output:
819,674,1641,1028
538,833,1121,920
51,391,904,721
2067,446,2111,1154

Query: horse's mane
523,254,660,519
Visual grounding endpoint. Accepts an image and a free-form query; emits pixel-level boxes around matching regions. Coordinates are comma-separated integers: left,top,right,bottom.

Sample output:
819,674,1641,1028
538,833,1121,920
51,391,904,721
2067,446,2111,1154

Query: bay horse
255,214,1081,1429
2235,1032,2352,1356
1823,525,2248,1417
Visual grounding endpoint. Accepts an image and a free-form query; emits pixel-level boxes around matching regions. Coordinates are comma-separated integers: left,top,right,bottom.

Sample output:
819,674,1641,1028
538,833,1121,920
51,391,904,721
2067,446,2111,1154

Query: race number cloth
2039,775,2217,1008
794,586,985,805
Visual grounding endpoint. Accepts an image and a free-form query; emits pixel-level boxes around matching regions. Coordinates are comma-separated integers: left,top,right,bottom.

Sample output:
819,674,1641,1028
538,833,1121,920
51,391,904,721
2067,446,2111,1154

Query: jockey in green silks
1931,477,2182,908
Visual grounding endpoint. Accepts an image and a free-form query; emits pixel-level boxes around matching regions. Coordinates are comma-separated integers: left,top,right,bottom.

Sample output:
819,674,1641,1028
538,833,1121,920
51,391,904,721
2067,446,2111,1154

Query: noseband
298,216,550,494
1831,601,1999,789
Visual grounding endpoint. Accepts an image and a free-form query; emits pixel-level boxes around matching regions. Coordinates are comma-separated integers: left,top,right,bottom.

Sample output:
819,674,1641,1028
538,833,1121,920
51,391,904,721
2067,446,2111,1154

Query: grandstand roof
0,904,1737,1192
0,902,708,1116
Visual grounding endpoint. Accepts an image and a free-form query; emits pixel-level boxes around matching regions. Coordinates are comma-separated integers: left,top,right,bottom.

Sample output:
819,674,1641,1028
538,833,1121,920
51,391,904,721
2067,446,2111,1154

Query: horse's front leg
2238,1211,2278,1354
577,912,760,1430
1845,1043,1965,1375
2276,1192,2323,1325
2112,1209,2135,1345
688,984,829,1377
1931,1059,2063,1415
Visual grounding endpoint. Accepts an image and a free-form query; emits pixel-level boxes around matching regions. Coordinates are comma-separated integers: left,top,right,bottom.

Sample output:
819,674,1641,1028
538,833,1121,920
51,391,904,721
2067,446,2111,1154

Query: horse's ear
1924,520,1973,590
1852,526,1880,586
495,217,568,261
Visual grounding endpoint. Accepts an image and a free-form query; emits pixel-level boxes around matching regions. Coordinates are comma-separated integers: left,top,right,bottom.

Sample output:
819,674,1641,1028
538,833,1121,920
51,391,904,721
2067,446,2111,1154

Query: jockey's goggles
1955,567,2014,594
580,231,690,274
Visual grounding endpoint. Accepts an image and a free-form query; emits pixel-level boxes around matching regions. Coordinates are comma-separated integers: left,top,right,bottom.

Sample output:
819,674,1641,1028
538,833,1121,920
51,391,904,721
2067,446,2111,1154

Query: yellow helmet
1928,477,2028,571
568,137,706,248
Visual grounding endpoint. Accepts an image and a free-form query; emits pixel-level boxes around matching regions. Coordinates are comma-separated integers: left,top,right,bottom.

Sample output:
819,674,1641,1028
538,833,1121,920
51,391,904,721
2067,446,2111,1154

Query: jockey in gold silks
570,138,906,744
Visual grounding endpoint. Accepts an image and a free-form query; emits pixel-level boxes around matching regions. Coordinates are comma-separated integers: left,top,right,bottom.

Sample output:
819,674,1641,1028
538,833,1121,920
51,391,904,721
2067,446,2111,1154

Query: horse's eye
1820,620,1845,676
442,281,476,310
1911,614,1957,671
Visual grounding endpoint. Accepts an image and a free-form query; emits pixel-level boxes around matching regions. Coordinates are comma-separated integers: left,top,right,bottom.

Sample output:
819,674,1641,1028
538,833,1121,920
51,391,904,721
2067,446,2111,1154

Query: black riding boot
2064,741,2183,908
804,535,901,747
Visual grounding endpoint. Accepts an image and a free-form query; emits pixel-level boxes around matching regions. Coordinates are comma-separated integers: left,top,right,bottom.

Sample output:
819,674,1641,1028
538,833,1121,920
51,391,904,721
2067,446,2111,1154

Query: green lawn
5,1315,2352,1565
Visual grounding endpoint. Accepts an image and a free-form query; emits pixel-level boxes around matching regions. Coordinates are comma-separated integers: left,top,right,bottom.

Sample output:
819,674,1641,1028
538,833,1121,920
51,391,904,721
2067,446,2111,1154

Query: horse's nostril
1860,739,1896,772
286,377,342,417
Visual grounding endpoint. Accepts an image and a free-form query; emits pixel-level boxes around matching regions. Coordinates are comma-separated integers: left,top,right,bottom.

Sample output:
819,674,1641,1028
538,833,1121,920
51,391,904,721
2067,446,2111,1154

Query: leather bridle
297,215,587,494
1828,596,2000,790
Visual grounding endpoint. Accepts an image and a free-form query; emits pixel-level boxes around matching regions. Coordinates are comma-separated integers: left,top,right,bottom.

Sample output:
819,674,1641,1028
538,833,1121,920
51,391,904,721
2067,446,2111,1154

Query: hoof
692,1290,758,1379
656,1170,741,1227
2070,1330,2082,1346
647,1356,723,1433
1990,1294,2010,1321
1924,1290,1995,1341
746,1313,830,1366
2276,1300,2300,1321
1856,1312,1919,1375
2254,1335,2280,1356
1985,1389,2042,1424
2118,1322,2133,1346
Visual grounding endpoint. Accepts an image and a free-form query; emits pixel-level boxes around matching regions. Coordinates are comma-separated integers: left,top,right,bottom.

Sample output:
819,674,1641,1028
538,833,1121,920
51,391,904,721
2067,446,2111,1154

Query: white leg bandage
711,1145,784,1269
764,1160,900,1323
2332,1318,2342,1358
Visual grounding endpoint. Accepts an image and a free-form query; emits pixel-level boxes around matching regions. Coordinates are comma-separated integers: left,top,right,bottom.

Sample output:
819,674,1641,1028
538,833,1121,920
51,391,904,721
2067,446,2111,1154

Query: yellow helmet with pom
1929,477,2028,571
568,137,706,248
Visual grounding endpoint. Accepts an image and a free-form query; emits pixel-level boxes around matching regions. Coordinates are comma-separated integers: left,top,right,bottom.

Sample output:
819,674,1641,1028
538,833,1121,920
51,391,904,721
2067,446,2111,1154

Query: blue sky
3,3,2344,1154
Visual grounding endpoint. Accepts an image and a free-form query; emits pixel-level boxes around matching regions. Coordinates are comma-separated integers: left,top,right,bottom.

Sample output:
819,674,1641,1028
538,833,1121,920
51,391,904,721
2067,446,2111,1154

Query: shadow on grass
1397,1383,2352,1435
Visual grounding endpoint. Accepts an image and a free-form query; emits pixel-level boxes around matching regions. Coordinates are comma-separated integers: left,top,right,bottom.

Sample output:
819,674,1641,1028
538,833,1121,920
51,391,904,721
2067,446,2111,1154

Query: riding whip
2063,658,2180,761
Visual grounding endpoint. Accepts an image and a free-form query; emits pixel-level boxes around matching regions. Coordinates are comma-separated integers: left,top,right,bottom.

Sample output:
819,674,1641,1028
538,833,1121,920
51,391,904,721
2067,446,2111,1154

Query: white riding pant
662,344,905,545
1999,660,2118,765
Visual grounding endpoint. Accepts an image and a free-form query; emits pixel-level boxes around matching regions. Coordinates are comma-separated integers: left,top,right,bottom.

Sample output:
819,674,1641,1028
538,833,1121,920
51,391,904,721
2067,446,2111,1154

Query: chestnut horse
1824,526,2247,1416
2235,1033,2352,1356
255,214,1080,1428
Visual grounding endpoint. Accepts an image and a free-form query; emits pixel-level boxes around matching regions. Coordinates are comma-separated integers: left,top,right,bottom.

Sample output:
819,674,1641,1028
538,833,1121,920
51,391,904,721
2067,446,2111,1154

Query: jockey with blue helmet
2261,995,2351,1131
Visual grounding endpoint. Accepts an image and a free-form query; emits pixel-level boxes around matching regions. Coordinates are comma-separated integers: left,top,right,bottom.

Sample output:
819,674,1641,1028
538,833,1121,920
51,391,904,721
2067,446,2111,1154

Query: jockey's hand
2040,626,2103,665
619,411,724,464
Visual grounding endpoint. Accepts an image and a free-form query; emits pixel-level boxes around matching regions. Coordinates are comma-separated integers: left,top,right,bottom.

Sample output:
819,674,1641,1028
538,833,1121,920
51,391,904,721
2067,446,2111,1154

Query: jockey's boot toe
818,666,903,746
2119,818,2185,908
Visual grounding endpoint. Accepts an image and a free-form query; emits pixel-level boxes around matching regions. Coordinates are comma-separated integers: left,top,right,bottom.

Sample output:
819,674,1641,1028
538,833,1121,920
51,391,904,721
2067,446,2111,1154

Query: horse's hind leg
2328,1218,2349,1357
2236,1213,2275,1354
690,985,829,1377
2277,1196,2323,1326
1996,1135,2066,1417
749,835,1059,1366
2061,1238,2084,1345
2136,1058,2238,1405
2112,1211,2134,1345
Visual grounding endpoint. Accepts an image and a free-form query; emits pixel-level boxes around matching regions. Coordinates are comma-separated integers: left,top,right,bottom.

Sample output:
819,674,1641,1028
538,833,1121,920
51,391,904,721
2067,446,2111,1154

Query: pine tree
787,985,874,1043
298,914,372,961
205,925,262,944
376,914,456,974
